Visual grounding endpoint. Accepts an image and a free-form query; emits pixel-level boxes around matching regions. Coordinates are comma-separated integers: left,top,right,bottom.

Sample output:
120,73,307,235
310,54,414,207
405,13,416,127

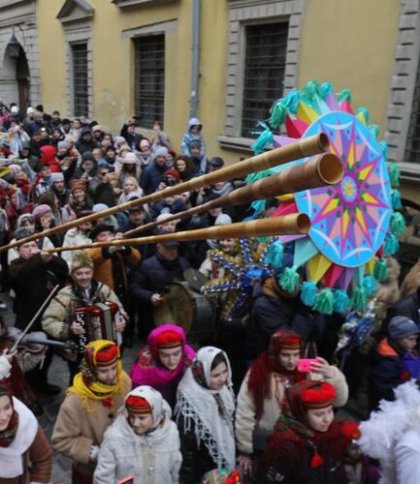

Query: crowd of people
0,101,419,483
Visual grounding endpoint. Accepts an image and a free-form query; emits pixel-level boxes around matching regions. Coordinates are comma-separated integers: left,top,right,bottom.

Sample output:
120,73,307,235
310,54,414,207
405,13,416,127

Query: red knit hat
154,329,183,350
95,343,119,367
163,169,180,180
126,395,151,414
301,382,336,409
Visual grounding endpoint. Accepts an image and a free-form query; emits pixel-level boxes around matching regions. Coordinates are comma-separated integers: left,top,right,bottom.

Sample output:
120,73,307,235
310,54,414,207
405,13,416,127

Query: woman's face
220,238,235,254
72,188,85,202
128,413,154,435
209,362,228,390
305,406,334,433
158,346,183,370
139,140,151,152
0,395,13,431
176,159,186,172
40,211,53,228
124,179,137,193
278,349,300,371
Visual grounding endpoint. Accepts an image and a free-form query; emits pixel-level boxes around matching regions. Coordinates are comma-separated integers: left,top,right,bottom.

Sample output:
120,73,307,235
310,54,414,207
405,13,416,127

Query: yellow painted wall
38,0,401,165
298,0,400,133
37,0,229,158
37,0,67,114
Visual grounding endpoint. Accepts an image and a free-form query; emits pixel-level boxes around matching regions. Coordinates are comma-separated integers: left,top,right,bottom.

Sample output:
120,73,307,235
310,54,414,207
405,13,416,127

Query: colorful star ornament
249,80,406,315
202,238,269,321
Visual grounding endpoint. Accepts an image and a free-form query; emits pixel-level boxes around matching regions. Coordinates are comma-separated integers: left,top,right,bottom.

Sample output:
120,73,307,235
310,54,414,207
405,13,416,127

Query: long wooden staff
10,285,61,352
49,215,310,253
124,152,343,237
0,133,329,253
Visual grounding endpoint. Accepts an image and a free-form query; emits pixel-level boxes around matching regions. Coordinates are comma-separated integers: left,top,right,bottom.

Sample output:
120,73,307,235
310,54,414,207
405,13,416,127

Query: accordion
74,302,122,352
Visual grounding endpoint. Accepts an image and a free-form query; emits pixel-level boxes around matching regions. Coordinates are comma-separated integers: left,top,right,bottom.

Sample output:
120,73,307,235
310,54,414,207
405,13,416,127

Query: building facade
1,0,418,198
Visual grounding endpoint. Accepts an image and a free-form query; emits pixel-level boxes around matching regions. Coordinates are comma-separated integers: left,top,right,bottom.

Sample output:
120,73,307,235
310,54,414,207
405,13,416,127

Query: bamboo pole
49,214,310,253
0,133,328,253
124,152,343,237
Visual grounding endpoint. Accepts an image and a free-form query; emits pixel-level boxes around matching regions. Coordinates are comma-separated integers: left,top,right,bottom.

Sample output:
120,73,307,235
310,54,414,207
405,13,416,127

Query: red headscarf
247,330,305,421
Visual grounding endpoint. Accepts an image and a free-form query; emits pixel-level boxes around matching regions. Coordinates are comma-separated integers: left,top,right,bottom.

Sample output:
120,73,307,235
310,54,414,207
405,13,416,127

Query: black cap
209,157,224,168
90,224,114,241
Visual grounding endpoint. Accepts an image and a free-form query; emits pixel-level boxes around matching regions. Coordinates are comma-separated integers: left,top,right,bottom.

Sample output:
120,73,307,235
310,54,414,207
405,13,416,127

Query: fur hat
94,342,119,367
269,329,302,354
300,382,336,409
154,329,183,349
90,224,114,241
51,172,65,183
122,152,139,165
71,251,94,272
70,178,88,193
125,395,152,414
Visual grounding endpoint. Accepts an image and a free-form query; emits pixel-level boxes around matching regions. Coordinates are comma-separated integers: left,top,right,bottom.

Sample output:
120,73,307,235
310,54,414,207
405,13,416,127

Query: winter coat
250,281,313,354
52,372,131,477
387,289,420,325
41,280,127,341
8,253,69,331
0,398,52,484
88,246,141,306
181,117,206,157
39,145,61,173
261,422,350,484
235,367,349,455
61,228,92,269
129,253,190,305
94,409,182,484
369,337,411,410
176,412,219,484
140,160,167,195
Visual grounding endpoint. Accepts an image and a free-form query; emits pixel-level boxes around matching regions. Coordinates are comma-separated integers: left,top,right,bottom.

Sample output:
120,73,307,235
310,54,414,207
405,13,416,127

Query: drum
153,281,216,343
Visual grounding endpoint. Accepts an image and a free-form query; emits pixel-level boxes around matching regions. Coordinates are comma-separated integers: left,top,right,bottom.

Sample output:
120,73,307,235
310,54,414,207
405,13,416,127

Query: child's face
190,125,200,134
40,167,51,178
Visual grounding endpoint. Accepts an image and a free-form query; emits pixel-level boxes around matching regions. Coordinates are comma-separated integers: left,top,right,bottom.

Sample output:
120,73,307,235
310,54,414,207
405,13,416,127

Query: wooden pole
124,152,343,237
0,133,328,253
49,214,310,253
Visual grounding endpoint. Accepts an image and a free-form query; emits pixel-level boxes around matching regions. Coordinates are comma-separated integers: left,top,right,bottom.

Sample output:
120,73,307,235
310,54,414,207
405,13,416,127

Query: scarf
131,324,196,388
175,346,236,471
67,340,124,413
0,397,38,479
247,330,305,421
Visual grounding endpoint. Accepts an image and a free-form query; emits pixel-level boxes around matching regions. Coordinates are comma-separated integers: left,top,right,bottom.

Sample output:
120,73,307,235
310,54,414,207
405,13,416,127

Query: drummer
129,231,190,339
130,323,195,408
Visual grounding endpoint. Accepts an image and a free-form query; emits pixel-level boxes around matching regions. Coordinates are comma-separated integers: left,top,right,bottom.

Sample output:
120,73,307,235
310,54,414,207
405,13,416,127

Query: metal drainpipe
189,0,201,118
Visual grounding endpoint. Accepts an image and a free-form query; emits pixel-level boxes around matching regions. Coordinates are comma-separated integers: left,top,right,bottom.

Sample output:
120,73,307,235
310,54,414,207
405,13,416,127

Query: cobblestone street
2,292,138,484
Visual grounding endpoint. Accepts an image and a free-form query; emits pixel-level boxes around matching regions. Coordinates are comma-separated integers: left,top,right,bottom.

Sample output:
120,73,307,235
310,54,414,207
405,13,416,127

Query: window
134,34,165,128
405,57,420,163
241,22,288,137
71,43,89,117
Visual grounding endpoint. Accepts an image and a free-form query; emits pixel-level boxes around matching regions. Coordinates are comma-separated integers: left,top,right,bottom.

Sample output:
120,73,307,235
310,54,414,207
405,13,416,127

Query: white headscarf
175,346,236,471
123,385,171,428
